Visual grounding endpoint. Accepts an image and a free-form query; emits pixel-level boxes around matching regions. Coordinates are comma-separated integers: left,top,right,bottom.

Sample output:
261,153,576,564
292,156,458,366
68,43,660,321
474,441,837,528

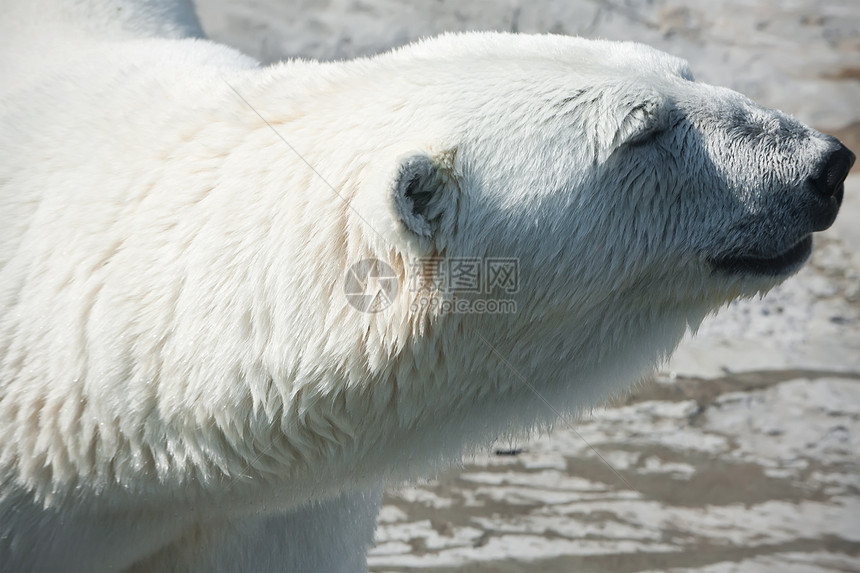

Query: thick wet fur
0,1,852,571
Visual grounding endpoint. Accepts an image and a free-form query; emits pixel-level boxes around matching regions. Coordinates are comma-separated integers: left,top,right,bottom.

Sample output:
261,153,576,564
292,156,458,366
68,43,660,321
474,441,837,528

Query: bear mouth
710,235,813,276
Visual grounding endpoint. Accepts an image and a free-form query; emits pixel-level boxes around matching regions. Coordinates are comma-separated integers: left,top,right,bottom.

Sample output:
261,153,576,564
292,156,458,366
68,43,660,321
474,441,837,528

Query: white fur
0,1,840,571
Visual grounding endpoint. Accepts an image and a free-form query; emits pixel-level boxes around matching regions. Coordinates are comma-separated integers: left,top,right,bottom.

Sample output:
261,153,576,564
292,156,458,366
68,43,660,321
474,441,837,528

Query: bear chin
709,234,813,277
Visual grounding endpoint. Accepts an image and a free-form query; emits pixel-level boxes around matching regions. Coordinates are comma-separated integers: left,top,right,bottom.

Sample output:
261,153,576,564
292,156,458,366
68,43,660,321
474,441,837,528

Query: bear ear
390,151,454,238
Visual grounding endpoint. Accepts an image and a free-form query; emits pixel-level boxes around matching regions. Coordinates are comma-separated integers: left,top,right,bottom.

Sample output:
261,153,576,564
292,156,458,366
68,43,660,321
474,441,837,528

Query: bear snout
808,139,855,230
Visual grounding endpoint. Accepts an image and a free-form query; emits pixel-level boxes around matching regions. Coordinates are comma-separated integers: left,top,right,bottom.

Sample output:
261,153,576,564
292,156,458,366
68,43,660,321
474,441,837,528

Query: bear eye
625,124,664,146
623,103,671,147
625,119,666,147
614,101,667,150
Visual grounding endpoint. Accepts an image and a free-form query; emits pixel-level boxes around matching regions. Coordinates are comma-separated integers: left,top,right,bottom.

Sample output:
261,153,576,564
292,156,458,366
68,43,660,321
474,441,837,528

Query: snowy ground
193,1,860,570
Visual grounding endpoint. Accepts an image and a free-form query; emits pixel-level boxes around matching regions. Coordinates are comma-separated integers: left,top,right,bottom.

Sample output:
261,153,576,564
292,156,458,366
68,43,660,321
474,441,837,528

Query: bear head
343,33,854,430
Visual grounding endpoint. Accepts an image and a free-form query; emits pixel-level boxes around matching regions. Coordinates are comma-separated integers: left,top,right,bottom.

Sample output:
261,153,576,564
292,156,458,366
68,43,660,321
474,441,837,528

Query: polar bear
0,0,854,571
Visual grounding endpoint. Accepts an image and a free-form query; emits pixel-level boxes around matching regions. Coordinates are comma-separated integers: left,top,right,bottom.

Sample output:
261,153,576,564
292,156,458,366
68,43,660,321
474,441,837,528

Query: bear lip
811,183,844,232
709,235,813,277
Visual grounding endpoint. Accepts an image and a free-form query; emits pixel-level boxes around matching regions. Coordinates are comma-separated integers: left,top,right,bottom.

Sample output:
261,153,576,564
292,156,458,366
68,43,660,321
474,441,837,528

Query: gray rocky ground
193,1,859,570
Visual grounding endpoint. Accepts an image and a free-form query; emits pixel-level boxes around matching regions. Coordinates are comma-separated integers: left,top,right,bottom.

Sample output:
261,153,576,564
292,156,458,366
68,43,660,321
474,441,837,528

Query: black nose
810,141,855,202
